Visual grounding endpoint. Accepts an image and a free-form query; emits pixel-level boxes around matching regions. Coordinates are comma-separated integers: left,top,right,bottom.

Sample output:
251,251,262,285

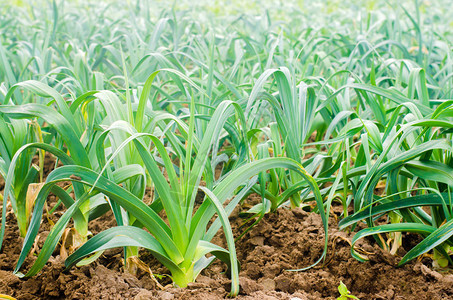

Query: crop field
0,0,453,299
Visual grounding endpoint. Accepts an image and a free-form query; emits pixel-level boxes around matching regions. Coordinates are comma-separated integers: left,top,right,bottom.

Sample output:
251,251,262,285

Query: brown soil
1,156,453,299
2,201,453,299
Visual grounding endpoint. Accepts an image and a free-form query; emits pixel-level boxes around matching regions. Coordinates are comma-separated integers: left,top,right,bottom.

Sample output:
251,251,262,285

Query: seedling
337,281,359,300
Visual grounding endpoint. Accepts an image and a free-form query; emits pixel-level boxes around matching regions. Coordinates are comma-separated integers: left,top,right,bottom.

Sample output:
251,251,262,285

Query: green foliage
337,281,359,300
1,0,453,297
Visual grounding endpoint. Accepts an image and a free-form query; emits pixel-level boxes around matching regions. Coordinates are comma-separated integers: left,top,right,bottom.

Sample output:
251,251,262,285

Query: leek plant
11,96,327,296
0,81,94,251
0,67,197,265
317,62,453,266
0,117,41,241
338,103,453,267
245,66,328,211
